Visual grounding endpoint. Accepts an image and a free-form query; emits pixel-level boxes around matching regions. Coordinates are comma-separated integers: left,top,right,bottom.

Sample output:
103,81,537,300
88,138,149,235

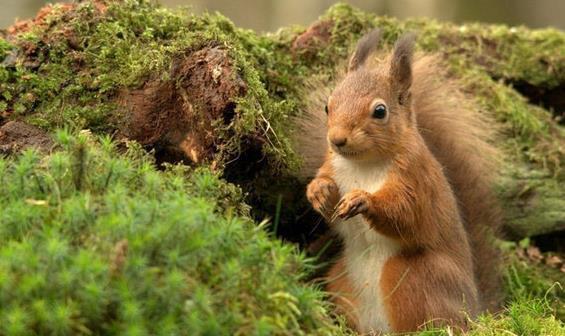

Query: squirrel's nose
331,137,347,148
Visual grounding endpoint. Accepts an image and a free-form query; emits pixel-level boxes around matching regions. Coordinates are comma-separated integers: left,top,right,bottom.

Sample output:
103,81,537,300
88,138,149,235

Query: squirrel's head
326,30,416,162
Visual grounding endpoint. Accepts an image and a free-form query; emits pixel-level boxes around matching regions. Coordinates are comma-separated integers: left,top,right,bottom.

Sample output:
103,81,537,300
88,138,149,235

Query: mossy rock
0,1,564,335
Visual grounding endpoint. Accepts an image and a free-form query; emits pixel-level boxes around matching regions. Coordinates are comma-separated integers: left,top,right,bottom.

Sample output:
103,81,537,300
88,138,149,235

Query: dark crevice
222,136,330,250
511,81,565,125
147,129,330,252
531,230,565,254
222,135,267,180
222,101,237,124
151,143,192,168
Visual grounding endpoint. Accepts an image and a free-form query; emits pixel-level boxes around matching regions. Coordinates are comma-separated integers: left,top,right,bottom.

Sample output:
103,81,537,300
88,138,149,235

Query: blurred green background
2,0,565,31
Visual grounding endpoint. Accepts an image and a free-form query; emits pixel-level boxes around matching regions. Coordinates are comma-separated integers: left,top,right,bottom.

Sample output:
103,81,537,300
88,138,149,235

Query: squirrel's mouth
336,149,365,158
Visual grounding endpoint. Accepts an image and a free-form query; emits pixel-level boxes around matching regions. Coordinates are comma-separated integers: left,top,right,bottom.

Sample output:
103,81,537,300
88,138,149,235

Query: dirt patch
3,1,106,75
5,1,107,37
118,45,247,164
0,121,53,155
292,20,334,59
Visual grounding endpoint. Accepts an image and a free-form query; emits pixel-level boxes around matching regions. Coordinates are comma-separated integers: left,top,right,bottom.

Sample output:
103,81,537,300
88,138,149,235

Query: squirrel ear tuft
390,32,416,103
348,29,381,72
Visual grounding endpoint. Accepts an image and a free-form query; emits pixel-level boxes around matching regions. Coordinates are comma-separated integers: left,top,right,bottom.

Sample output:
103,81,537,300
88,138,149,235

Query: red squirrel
303,30,502,334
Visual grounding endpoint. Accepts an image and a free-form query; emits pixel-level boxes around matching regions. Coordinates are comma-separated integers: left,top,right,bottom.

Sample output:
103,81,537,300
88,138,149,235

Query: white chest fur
331,155,400,334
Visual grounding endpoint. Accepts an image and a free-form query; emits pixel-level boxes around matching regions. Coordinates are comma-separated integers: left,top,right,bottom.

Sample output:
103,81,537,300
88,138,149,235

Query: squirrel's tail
294,55,503,311
412,56,503,310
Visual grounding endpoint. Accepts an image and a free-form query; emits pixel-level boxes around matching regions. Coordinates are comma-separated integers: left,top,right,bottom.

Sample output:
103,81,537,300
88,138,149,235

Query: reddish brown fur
410,58,503,311
300,31,502,333
363,135,479,331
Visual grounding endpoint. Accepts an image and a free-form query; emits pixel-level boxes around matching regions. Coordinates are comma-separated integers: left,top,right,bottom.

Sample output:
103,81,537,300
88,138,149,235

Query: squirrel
299,30,502,334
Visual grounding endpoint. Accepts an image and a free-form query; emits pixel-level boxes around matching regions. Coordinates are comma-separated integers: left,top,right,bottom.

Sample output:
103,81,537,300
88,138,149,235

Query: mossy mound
0,1,564,335
0,131,342,335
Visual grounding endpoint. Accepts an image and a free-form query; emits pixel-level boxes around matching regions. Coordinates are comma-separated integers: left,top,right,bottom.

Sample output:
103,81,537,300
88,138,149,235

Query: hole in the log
118,38,332,255
151,143,192,168
221,135,332,250
511,81,565,124
222,102,236,124
223,135,266,179
531,230,565,254
222,142,339,280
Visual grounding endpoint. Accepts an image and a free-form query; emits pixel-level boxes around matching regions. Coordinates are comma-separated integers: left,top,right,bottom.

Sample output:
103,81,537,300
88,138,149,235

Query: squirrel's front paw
334,189,371,220
306,177,340,218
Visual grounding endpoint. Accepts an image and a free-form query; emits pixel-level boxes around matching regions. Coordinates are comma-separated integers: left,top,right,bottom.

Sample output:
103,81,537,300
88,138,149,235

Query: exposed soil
5,1,107,37
6,3,77,36
118,45,247,165
0,121,53,155
291,20,334,60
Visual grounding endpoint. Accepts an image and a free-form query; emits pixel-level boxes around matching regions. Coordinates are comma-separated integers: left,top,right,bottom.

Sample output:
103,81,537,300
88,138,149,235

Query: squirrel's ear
390,32,416,105
348,29,381,72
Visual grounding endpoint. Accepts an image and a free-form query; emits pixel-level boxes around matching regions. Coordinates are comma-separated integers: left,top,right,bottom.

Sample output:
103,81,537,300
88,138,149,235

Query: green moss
454,62,547,137
413,298,564,336
442,24,565,88
504,256,564,320
468,297,564,336
0,131,343,335
498,165,565,238
0,37,12,60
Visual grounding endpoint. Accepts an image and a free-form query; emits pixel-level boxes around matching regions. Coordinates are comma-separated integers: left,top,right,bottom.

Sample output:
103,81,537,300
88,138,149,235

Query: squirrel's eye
372,104,387,119
325,104,329,115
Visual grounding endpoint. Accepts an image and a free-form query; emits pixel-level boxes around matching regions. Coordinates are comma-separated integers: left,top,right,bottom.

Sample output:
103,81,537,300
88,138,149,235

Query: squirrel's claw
329,198,346,223
306,177,340,219
334,190,371,221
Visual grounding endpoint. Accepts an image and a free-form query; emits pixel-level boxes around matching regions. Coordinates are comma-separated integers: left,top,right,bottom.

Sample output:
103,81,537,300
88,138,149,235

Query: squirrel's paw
306,177,340,218
334,189,371,221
